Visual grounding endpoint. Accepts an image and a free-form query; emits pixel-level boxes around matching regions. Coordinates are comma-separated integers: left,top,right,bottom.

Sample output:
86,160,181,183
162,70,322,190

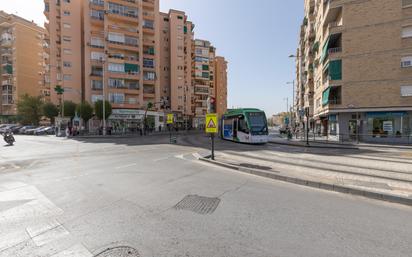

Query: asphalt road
1,134,412,257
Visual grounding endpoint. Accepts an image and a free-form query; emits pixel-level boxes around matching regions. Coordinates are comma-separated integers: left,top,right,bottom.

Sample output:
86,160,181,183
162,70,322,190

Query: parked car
0,124,18,133
34,126,55,135
19,125,36,134
11,126,23,134
25,126,45,135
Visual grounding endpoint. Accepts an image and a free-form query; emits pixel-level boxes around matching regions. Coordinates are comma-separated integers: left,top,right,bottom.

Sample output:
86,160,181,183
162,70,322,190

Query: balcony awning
125,63,139,73
329,60,342,80
322,87,331,106
320,37,330,63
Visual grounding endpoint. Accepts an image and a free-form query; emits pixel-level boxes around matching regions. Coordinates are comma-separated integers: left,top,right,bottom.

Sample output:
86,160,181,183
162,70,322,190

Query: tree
42,102,59,124
94,100,112,120
63,101,77,119
143,102,154,135
76,102,94,130
17,94,43,125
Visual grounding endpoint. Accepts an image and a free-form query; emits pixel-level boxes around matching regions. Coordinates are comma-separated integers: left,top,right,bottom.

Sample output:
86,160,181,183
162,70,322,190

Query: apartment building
0,11,47,119
192,39,216,128
44,0,83,104
45,0,164,129
296,0,412,143
159,10,194,127
214,56,228,117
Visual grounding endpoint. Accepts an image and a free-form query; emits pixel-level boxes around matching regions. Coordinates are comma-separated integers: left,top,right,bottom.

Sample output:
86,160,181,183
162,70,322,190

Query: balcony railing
328,47,342,54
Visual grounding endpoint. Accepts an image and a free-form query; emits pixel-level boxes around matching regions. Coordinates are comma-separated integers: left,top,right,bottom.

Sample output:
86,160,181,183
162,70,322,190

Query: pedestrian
159,125,162,132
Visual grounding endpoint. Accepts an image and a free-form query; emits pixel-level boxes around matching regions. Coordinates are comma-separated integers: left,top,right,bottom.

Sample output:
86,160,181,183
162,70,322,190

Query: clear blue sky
161,0,304,116
0,0,303,116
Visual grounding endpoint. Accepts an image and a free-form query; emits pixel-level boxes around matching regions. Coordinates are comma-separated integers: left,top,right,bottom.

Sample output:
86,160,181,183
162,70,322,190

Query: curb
269,140,359,150
199,157,412,207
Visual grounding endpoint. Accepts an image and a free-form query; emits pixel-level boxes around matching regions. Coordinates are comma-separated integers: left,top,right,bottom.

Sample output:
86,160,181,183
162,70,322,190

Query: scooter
3,131,15,146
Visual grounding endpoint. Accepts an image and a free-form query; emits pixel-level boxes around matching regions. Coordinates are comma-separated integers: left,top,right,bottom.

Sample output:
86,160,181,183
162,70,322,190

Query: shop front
108,109,165,134
365,111,411,143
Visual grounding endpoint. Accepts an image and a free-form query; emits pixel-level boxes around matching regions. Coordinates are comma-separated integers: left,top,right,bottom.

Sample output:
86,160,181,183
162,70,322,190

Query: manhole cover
174,195,221,215
94,246,140,257
239,163,272,170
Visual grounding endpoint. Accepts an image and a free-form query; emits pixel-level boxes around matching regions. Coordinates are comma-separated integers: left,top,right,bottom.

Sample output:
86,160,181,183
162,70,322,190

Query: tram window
238,117,249,133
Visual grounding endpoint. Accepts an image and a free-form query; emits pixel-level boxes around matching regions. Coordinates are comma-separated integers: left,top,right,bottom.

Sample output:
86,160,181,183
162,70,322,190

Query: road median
199,155,412,207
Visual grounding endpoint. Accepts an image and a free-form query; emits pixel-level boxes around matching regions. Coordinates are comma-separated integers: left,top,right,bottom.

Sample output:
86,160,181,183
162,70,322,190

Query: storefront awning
366,112,407,118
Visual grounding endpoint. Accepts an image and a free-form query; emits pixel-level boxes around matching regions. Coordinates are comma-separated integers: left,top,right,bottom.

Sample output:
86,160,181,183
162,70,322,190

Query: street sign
206,113,218,134
167,114,174,124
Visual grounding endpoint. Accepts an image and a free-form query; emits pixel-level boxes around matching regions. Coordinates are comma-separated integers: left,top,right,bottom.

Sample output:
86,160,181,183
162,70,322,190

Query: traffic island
198,155,412,207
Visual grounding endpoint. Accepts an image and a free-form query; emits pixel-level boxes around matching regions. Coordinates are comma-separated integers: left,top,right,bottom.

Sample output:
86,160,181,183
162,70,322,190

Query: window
63,10,70,16
91,51,105,60
90,37,104,48
91,80,103,90
401,56,412,68
402,0,412,7
108,63,125,73
108,2,138,18
63,61,72,67
108,32,125,43
63,36,71,42
143,20,154,29
402,26,412,38
109,93,125,104
91,94,103,103
63,0,70,3
63,48,72,54
144,71,156,81
401,85,412,96
90,9,104,20
143,58,154,68
63,74,72,81
108,78,125,88
177,16,183,20
63,23,71,29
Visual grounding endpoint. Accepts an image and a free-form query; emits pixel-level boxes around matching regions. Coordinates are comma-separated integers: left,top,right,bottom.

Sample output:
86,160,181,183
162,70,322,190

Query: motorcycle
3,131,15,146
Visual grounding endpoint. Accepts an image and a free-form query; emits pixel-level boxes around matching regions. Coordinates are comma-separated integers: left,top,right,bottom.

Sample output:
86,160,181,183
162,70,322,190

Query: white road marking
0,229,30,252
0,185,63,223
27,221,69,247
51,244,93,257
115,163,137,170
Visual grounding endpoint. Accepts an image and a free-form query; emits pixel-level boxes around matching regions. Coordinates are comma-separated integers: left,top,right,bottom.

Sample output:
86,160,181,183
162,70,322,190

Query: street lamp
286,81,295,128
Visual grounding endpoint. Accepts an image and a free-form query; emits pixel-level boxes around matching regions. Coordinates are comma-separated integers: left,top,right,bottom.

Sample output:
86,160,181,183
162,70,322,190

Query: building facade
0,11,47,119
159,10,194,127
296,0,412,143
214,56,228,117
44,0,227,129
192,39,216,128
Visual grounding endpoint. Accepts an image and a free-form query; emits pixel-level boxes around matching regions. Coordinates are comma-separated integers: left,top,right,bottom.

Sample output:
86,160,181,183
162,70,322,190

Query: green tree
42,102,59,124
76,102,94,129
17,94,43,125
63,101,77,119
94,100,112,120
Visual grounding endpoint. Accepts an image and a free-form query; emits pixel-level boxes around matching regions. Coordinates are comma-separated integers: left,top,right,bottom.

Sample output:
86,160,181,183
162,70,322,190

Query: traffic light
209,97,216,113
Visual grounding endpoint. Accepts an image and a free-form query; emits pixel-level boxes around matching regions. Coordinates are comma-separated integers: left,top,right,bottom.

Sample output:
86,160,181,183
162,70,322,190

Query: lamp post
286,81,295,129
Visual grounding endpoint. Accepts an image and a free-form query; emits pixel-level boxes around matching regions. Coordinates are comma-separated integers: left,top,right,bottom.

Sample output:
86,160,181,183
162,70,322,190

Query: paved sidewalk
199,150,412,206
270,136,412,150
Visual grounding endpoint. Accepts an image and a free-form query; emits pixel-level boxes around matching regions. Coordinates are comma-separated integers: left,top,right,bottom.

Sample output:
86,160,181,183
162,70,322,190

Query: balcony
90,0,104,8
142,0,155,8
322,86,342,107
108,71,140,80
107,9,138,24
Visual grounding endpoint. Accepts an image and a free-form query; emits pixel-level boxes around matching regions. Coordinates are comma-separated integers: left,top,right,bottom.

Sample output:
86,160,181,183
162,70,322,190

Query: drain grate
174,195,221,215
94,246,140,257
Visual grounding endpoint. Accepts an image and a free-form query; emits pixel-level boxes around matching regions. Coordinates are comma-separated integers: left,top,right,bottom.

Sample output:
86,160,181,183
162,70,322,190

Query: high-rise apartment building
214,56,228,117
192,39,216,128
44,0,83,104
159,10,194,126
45,0,164,128
296,0,412,143
0,11,47,119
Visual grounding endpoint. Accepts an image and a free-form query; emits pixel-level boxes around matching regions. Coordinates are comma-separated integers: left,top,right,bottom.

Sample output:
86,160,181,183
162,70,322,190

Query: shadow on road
69,133,383,157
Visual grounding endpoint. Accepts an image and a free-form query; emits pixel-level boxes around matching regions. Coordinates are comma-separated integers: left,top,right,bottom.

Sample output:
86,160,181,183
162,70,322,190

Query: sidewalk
72,130,202,139
270,136,412,150
199,151,412,206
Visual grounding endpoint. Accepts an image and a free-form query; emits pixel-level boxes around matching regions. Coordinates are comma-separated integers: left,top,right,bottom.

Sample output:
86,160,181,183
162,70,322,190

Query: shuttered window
402,26,412,38
401,86,412,96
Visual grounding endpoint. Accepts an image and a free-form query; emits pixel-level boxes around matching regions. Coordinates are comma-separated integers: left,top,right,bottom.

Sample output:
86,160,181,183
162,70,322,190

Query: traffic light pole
211,133,215,160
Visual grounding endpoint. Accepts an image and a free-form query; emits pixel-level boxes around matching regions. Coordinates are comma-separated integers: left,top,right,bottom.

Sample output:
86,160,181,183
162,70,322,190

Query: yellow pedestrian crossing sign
206,113,218,133
167,114,174,124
